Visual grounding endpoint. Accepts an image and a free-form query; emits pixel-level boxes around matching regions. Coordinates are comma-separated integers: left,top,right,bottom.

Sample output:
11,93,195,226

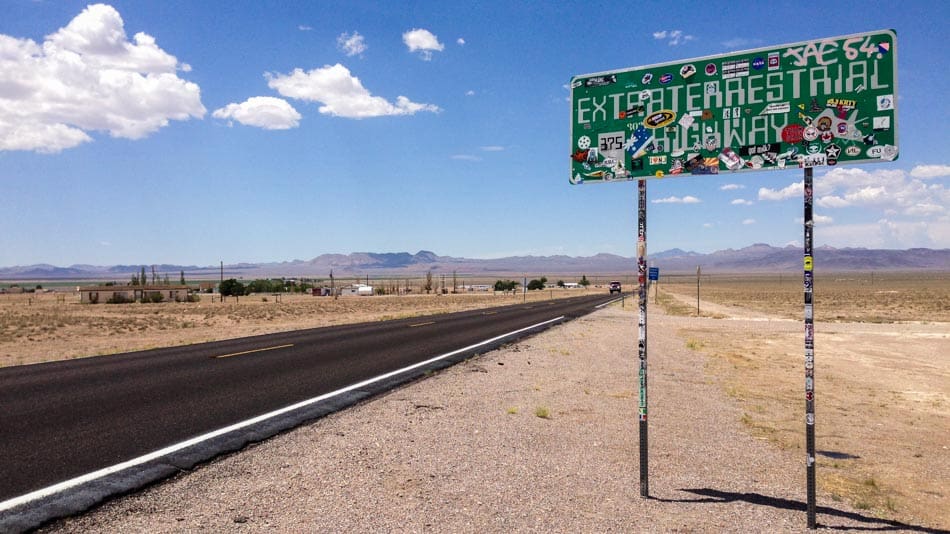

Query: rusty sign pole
637,178,649,497
803,167,817,528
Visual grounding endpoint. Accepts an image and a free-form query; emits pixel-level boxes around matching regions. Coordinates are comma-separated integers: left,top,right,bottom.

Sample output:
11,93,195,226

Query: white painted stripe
0,315,566,513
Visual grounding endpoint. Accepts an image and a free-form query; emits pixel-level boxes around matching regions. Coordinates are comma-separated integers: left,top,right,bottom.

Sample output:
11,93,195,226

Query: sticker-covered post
637,178,648,497
803,167,817,528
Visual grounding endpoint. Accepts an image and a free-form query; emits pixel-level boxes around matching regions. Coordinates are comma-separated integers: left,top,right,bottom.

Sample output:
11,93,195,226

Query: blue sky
1,0,948,267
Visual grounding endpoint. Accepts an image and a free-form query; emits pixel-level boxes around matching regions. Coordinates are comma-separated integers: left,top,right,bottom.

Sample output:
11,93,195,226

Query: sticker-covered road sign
570,30,897,184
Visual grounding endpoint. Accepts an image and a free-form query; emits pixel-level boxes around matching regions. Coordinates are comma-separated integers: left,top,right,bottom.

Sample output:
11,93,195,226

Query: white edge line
0,315,566,513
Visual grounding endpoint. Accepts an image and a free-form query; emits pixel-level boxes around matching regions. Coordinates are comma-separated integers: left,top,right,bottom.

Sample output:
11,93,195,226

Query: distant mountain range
1,245,947,281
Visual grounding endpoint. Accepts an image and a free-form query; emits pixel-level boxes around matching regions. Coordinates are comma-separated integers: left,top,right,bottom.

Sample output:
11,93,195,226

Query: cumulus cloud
720,183,744,190
653,30,694,46
212,97,301,130
910,164,950,179
457,38,465,46
742,219,756,225
758,181,803,201
337,31,367,57
815,166,950,218
731,199,753,205
762,166,950,247
480,146,504,152
402,28,444,60
653,195,701,204
266,64,440,118
0,3,204,153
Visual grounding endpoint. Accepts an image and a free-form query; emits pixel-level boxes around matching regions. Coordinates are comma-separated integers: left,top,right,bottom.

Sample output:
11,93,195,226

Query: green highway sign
570,30,898,184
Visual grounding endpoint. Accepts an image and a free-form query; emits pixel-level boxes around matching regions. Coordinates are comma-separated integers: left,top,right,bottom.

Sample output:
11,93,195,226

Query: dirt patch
657,277,949,527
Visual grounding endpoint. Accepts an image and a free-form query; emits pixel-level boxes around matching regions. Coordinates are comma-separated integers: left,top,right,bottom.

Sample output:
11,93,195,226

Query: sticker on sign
569,30,898,184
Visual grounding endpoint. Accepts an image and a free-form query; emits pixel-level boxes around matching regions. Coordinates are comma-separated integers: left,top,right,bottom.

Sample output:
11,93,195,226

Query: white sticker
760,102,791,115
678,114,695,130
873,116,891,130
877,94,894,111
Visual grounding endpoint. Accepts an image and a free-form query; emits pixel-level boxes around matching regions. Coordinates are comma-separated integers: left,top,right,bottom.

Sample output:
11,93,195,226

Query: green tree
180,270,186,285
579,275,590,287
140,266,147,286
219,278,246,297
557,280,565,288
527,279,545,290
131,273,139,286
424,271,434,294
494,280,519,292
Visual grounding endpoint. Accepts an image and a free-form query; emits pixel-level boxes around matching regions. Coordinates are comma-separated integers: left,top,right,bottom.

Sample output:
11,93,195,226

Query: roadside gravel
42,303,921,532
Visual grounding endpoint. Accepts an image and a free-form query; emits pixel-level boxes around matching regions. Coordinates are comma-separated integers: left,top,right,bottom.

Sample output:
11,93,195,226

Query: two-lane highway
0,293,620,529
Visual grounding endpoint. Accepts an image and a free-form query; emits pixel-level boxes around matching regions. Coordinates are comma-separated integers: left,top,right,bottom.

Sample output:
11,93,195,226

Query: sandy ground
39,298,948,533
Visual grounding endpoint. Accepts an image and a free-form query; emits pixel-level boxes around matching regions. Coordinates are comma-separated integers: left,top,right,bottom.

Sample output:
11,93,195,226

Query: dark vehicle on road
608,281,622,294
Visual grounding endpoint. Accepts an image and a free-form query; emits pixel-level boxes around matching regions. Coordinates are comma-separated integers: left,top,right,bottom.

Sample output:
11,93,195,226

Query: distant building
339,284,374,297
78,285,193,304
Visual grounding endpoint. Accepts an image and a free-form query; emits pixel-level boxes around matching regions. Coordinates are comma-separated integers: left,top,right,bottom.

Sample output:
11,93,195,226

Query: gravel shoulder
42,302,939,533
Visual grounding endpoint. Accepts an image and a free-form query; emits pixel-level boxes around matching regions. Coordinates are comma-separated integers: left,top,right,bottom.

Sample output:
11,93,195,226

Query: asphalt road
0,292,620,528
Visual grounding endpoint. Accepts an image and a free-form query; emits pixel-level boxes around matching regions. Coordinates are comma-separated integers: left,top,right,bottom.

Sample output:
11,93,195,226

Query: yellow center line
213,344,294,359
409,321,436,328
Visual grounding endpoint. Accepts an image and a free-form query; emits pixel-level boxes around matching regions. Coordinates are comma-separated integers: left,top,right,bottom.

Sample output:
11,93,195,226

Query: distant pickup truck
608,281,622,294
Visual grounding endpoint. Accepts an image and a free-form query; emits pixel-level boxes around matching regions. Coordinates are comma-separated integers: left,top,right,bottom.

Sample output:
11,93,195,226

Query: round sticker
782,124,804,143
803,126,819,141
705,63,717,75
577,136,591,150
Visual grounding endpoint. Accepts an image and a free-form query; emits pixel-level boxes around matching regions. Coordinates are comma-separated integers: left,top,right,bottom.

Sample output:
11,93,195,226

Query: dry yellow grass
653,273,950,527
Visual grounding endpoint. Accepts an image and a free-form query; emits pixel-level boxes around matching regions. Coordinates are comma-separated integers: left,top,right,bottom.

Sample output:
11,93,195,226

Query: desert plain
2,271,948,531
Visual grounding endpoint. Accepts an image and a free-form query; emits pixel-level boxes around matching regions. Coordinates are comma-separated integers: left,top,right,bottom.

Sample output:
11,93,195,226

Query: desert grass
658,271,950,323
652,273,950,527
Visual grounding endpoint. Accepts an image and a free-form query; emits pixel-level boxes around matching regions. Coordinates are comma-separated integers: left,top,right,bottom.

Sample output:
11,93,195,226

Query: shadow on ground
651,488,948,533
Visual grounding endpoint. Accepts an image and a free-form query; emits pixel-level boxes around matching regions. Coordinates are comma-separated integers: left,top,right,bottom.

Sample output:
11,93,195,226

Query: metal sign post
637,179,649,497
803,167,817,528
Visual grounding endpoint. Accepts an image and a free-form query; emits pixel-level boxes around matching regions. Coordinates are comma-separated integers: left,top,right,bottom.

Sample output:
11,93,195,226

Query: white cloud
212,97,301,130
402,28,444,60
742,219,756,225
653,195,701,204
480,146,504,152
702,222,714,228
721,183,744,190
816,166,950,218
457,38,465,46
267,64,440,118
451,154,480,161
0,4,204,153
298,25,313,31
337,32,367,57
758,181,803,201
465,90,475,96
731,199,753,205
910,164,950,179
819,219,950,249
653,29,694,46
